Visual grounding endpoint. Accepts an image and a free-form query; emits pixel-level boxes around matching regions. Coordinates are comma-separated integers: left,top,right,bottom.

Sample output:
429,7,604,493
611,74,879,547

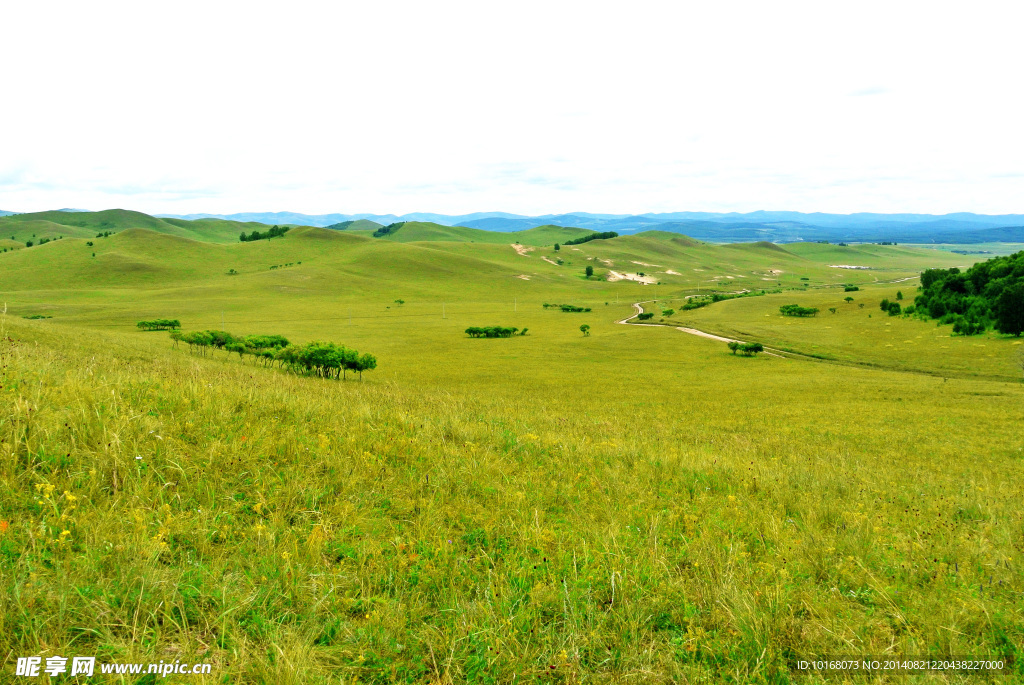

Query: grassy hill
2,219,1022,681
325,219,383,231
0,209,271,244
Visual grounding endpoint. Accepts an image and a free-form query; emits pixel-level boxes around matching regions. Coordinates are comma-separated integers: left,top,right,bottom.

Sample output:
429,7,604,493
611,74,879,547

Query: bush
637,312,654,321
844,285,859,292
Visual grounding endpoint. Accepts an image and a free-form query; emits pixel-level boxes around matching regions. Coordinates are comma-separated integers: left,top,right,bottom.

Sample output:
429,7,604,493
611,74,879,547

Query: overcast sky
2,1,1022,216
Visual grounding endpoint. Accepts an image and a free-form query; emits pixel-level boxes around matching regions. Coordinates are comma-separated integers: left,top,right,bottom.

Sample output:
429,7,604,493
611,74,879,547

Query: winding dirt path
616,301,786,357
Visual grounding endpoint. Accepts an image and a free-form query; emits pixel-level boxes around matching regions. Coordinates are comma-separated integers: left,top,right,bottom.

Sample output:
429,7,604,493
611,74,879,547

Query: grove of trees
562,231,618,246
169,330,377,379
136,319,181,331
464,326,526,338
779,304,819,317
239,225,289,242
727,341,764,356
915,251,1024,336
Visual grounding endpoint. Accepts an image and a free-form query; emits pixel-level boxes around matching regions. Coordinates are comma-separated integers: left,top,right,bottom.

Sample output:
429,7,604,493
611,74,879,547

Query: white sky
2,1,1022,216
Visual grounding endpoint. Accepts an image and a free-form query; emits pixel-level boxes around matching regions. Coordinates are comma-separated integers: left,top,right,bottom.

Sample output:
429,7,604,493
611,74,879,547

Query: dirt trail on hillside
616,301,784,357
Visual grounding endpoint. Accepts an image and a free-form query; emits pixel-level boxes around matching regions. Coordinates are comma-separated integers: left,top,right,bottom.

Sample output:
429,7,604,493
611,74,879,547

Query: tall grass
2,318,1022,683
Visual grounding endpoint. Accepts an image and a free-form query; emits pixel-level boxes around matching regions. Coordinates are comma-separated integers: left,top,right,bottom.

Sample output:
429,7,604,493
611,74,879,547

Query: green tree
896,291,903,300
995,283,1024,336
844,296,854,303
585,265,594,278
580,324,590,336
727,341,739,355
554,243,560,251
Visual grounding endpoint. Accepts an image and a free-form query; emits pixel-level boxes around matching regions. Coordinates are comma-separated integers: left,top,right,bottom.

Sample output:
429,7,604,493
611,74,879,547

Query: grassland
1,214,1022,683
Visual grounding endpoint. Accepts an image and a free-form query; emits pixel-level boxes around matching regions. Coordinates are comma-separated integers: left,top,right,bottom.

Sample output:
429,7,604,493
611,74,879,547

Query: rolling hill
0,209,278,244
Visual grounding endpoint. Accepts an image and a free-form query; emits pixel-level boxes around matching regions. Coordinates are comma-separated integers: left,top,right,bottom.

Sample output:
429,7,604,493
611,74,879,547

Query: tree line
239,225,290,242
916,252,1024,336
137,319,181,331
562,231,618,246
779,304,819,317
464,326,527,338
543,303,592,312
169,330,377,379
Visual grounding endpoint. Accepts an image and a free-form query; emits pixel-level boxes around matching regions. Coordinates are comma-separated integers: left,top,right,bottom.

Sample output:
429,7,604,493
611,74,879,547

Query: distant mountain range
4,208,1020,243
151,210,1024,244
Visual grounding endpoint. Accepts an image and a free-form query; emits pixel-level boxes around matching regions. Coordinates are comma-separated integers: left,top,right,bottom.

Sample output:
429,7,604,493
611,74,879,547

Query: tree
896,291,903,300
554,243,560,251
995,283,1024,336
844,296,854,303
727,341,740,355
829,307,837,314
585,265,594,278
580,324,590,336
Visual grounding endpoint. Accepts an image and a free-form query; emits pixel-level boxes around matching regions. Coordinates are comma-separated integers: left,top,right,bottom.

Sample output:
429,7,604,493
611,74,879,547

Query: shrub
844,285,859,292
728,341,763,356
637,312,654,321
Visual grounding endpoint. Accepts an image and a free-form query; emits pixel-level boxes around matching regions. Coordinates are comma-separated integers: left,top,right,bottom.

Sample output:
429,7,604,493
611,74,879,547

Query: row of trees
543,303,592,312
728,341,764,356
137,319,181,331
916,252,1024,336
780,304,819,317
239,225,289,242
170,330,377,379
563,231,618,246
465,326,526,338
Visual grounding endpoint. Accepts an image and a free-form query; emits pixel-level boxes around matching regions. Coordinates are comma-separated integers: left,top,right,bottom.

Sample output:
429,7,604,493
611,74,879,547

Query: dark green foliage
916,251,1024,335
543,303,591,312
562,231,618,246
896,291,903,300
373,222,404,238
553,243,560,251
25,240,33,247
580,324,590,336
995,283,1024,336
844,285,859,292
661,308,675,317
239,225,289,242
22,314,53,320
887,302,901,316
637,312,654,321
585,265,594,278
728,341,763,356
96,231,113,238
137,319,181,331
779,304,819,317
952,317,986,336
464,326,521,338
86,241,93,247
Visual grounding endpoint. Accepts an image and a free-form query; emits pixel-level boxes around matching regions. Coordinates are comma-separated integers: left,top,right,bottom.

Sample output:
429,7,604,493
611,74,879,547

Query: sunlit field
1,215,1022,683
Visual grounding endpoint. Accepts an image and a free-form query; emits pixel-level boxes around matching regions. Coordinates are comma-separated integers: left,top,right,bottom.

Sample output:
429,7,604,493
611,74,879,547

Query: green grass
0,209,272,244
1,217,1021,683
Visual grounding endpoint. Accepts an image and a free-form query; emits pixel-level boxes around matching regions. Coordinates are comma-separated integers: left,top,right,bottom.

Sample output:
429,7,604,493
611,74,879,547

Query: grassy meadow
1,212,1022,683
